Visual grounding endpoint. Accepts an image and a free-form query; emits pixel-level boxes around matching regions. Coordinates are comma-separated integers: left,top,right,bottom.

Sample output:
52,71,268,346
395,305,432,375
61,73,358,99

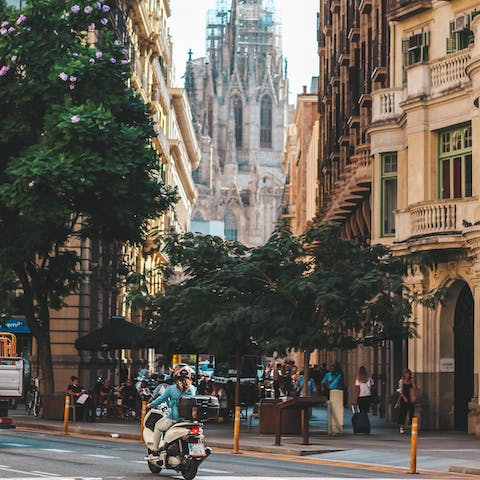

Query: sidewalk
10,406,480,476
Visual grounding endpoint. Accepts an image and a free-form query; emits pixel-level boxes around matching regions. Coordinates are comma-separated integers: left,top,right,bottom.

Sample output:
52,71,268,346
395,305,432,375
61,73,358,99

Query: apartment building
369,0,480,432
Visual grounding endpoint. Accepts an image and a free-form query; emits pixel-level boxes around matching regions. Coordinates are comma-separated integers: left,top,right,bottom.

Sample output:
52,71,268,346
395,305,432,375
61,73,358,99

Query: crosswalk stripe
85,454,120,459
41,449,72,453
31,471,60,476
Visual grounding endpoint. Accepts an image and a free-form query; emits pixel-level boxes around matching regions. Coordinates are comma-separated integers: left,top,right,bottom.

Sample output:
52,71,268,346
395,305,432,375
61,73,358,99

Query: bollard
63,395,70,435
233,405,241,454
140,400,147,442
409,417,418,474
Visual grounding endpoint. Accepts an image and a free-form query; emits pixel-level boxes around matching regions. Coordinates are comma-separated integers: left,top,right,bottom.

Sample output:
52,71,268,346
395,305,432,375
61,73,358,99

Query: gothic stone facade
186,0,288,246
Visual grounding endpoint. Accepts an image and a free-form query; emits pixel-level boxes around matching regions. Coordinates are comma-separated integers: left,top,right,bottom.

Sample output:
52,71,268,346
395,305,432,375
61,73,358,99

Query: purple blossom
72,52,79,57
120,48,128,55
7,27,15,33
114,40,122,46
95,2,101,8
11,55,17,62
70,115,80,124
1,21,9,28
120,59,129,65
102,5,110,12
100,18,108,25
84,6,93,13
0,65,9,76
58,72,68,81
95,51,102,59
71,5,80,13
28,180,35,188
109,57,116,63
69,83,75,90
15,14,26,25
69,75,77,82
88,23,95,31
89,58,95,64
0,28,7,35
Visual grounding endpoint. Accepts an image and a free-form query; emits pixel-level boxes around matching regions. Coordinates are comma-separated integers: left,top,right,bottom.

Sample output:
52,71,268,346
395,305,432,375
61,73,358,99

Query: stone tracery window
260,95,272,148
224,211,238,241
231,96,243,148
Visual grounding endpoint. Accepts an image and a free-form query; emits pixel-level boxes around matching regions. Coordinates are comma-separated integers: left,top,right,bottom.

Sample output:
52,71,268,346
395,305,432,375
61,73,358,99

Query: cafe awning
75,315,153,351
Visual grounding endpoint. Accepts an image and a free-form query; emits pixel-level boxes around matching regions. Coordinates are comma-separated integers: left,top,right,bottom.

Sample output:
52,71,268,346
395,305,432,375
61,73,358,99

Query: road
0,429,461,480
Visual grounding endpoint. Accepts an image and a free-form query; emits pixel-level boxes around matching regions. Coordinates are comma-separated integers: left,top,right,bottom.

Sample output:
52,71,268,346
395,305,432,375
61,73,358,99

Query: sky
168,0,319,103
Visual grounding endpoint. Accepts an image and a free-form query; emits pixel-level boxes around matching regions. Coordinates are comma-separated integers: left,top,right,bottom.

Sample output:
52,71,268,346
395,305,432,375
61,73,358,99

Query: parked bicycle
25,377,41,417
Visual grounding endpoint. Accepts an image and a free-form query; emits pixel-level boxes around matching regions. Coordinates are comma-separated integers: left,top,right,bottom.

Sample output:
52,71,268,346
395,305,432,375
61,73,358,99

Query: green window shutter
446,36,456,54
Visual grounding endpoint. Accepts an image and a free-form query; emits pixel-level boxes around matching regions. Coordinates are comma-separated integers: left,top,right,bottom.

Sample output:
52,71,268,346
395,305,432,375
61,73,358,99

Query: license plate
188,442,206,457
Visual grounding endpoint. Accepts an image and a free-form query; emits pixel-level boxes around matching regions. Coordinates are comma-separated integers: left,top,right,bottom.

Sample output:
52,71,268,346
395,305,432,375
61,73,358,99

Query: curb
449,465,480,475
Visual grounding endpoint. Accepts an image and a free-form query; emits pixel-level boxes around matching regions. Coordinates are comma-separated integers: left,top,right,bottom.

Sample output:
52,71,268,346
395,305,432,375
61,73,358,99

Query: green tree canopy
0,0,176,392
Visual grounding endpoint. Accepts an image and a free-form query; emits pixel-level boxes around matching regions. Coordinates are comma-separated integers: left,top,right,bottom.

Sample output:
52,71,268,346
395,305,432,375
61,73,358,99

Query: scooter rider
146,367,196,459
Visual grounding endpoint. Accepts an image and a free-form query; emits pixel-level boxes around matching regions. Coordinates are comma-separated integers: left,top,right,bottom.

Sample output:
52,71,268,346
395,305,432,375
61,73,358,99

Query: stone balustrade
372,88,404,122
395,197,480,241
431,48,472,95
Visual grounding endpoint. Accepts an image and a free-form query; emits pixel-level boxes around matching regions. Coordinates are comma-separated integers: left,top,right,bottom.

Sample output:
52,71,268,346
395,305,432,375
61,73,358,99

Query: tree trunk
37,329,55,393
235,350,241,408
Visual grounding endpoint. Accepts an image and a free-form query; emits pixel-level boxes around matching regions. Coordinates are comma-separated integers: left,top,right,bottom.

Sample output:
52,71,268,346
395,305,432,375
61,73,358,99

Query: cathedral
185,0,288,246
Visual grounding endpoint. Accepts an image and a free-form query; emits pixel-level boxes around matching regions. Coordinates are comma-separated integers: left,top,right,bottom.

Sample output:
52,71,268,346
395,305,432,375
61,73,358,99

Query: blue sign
0,317,30,333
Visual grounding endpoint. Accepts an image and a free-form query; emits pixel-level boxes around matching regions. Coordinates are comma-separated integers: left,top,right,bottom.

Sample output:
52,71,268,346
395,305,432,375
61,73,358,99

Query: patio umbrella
75,315,153,351
75,316,154,385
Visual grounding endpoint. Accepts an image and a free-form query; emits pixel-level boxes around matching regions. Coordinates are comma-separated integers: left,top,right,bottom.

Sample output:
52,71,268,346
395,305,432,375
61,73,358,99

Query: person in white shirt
353,366,374,414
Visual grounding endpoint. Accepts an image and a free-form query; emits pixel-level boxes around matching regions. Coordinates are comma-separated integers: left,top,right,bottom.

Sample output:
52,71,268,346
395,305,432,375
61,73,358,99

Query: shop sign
440,358,455,372
0,317,30,333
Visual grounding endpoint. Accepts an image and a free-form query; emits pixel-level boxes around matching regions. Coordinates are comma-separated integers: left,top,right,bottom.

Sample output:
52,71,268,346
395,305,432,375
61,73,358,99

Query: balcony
430,48,471,97
371,88,404,123
330,0,341,14
339,51,350,66
395,197,480,248
395,198,480,247
348,27,360,43
359,0,372,14
152,58,170,110
386,0,432,21
347,115,360,128
371,66,388,83
359,93,372,108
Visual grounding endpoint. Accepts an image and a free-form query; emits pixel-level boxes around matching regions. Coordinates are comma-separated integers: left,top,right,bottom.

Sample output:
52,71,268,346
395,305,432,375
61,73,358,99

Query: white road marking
30,472,60,477
4,442,31,447
85,454,120,459
199,468,231,474
0,466,56,477
41,449,72,453
131,460,146,464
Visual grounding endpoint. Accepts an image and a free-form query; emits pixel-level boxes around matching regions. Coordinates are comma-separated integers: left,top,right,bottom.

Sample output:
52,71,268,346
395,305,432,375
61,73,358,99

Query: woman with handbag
397,368,417,434
353,366,374,414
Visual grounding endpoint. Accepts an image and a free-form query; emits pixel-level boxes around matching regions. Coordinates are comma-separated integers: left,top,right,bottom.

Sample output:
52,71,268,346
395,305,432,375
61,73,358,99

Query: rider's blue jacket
150,384,197,420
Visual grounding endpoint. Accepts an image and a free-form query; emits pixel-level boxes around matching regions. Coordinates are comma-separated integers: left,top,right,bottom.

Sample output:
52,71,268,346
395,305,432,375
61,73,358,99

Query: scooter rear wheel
147,461,162,474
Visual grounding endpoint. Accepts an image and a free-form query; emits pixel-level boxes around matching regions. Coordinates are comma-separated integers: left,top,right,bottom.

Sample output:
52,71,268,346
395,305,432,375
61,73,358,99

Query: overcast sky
169,0,319,103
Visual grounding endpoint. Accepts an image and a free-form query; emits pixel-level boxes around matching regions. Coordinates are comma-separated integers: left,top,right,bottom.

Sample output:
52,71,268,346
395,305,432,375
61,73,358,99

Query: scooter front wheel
181,462,198,480
147,461,162,474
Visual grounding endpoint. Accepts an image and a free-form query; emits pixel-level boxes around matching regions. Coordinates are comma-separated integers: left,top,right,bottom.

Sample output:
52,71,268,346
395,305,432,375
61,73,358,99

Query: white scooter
143,403,212,480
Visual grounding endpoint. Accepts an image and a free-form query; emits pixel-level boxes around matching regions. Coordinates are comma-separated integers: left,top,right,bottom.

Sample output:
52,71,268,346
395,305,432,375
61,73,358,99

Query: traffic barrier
63,395,70,435
410,416,418,474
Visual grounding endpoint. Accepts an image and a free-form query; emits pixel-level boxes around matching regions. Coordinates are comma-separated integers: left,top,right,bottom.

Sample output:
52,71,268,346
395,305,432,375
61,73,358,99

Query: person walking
353,366,374,414
397,368,417,434
321,362,344,398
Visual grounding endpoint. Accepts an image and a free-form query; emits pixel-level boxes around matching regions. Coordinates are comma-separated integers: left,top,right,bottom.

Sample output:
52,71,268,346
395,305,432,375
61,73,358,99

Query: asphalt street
0,429,445,480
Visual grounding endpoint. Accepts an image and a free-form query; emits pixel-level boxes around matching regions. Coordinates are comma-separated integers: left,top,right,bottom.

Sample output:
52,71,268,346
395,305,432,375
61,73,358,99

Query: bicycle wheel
33,393,41,417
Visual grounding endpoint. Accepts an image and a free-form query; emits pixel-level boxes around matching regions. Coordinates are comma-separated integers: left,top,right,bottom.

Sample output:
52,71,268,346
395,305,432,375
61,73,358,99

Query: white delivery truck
0,333,24,428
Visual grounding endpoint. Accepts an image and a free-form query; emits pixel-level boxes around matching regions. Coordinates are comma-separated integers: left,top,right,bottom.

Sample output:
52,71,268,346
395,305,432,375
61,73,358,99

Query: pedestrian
295,369,316,397
67,375,93,421
353,366,374,414
397,368,417,434
321,362,344,398
121,378,139,417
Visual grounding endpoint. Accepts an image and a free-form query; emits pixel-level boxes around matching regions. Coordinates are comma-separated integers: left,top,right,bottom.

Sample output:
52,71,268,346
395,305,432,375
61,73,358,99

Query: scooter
142,405,212,480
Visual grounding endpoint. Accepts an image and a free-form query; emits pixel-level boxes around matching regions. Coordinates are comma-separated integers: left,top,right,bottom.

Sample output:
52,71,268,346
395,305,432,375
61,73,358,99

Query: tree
0,0,176,393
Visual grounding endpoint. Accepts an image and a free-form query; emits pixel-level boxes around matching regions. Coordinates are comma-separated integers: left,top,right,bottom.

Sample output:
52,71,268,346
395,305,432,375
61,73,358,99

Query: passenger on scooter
146,367,196,459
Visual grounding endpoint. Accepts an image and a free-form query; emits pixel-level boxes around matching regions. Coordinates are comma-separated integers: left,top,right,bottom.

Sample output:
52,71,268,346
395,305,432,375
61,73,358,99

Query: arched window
232,96,243,148
224,211,238,241
260,95,272,148
193,211,204,221
207,97,213,138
